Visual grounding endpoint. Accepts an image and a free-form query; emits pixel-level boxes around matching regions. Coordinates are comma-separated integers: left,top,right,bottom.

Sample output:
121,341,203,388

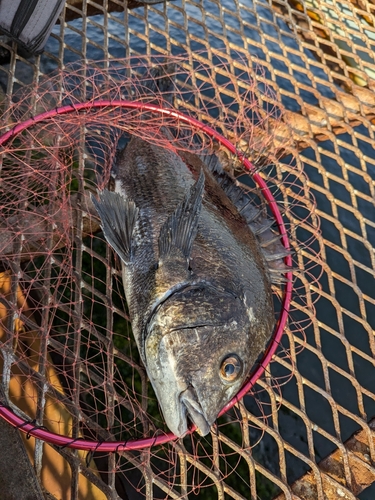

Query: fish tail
142,63,177,104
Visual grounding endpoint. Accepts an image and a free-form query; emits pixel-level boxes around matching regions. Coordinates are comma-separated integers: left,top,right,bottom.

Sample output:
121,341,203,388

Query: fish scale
93,132,282,436
92,68,287,437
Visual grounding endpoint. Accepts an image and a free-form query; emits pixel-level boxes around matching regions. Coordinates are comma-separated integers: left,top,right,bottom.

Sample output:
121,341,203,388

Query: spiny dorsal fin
250,217,275,235
197,152,224,174
92,190,139,265
158,170,204,264
199,149,293,284
198,150,262,225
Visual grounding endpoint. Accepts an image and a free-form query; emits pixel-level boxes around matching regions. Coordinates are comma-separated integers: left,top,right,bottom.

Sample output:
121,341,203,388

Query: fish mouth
180,386,211,436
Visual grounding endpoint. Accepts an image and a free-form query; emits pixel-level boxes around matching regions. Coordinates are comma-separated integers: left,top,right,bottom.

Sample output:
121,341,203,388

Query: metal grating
0,0,374,499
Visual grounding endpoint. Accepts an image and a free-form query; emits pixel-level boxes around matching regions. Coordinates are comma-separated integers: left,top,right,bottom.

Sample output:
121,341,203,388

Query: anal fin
92,190,138,265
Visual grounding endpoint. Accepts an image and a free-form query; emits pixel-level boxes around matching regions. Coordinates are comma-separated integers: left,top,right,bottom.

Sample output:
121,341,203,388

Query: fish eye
220,355,242,383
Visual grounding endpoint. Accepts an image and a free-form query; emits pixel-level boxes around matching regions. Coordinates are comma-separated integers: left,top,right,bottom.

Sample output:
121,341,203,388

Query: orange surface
0,271,106,500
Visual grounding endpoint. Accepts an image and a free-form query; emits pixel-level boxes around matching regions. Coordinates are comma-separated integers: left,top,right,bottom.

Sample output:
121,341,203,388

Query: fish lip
180,386,211,436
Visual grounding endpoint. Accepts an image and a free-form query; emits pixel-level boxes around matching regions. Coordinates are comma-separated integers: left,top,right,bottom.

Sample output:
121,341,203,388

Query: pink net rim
0,101,292,451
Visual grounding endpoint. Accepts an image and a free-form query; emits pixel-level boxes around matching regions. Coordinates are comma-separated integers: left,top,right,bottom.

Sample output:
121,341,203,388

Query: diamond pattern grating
0,0,375,499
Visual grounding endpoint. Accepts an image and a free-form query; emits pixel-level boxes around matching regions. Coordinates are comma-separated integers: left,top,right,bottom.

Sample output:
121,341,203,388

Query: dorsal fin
198,150,261,225
198,149,292,284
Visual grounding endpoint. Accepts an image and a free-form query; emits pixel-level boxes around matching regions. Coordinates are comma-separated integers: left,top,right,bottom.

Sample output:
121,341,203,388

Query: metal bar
65,0,161,22
274,417,375,499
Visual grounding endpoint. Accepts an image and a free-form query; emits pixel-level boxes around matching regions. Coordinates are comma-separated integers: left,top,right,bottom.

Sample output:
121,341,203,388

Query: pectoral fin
158,170,204,266
92,190,138,265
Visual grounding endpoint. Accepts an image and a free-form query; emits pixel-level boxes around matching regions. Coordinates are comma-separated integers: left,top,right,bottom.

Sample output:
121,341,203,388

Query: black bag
0,0,65,55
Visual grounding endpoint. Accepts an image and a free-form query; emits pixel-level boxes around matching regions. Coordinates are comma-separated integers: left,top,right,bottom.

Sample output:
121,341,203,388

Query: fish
92,69,288,437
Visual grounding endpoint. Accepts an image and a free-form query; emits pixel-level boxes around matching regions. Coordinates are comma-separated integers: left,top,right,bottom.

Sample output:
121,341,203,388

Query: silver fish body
93,136,278,437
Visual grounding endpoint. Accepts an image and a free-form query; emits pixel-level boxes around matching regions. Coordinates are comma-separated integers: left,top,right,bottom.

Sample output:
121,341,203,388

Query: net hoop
0,100,292,451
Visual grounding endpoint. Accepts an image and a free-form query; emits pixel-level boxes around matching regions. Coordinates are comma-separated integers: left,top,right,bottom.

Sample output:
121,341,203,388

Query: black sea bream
93,81,287,437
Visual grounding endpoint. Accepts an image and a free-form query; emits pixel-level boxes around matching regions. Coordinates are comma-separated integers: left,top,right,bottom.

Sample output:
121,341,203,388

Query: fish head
145,284,274,437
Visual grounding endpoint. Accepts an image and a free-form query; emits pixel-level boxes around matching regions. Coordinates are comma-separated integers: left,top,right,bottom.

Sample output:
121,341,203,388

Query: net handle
0,100,292,451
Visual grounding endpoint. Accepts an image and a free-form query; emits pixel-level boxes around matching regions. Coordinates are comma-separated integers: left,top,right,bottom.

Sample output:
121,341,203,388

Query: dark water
37,2,375,496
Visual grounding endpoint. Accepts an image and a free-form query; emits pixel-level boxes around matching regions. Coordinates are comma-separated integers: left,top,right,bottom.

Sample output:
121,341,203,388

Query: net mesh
0,0,374,499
